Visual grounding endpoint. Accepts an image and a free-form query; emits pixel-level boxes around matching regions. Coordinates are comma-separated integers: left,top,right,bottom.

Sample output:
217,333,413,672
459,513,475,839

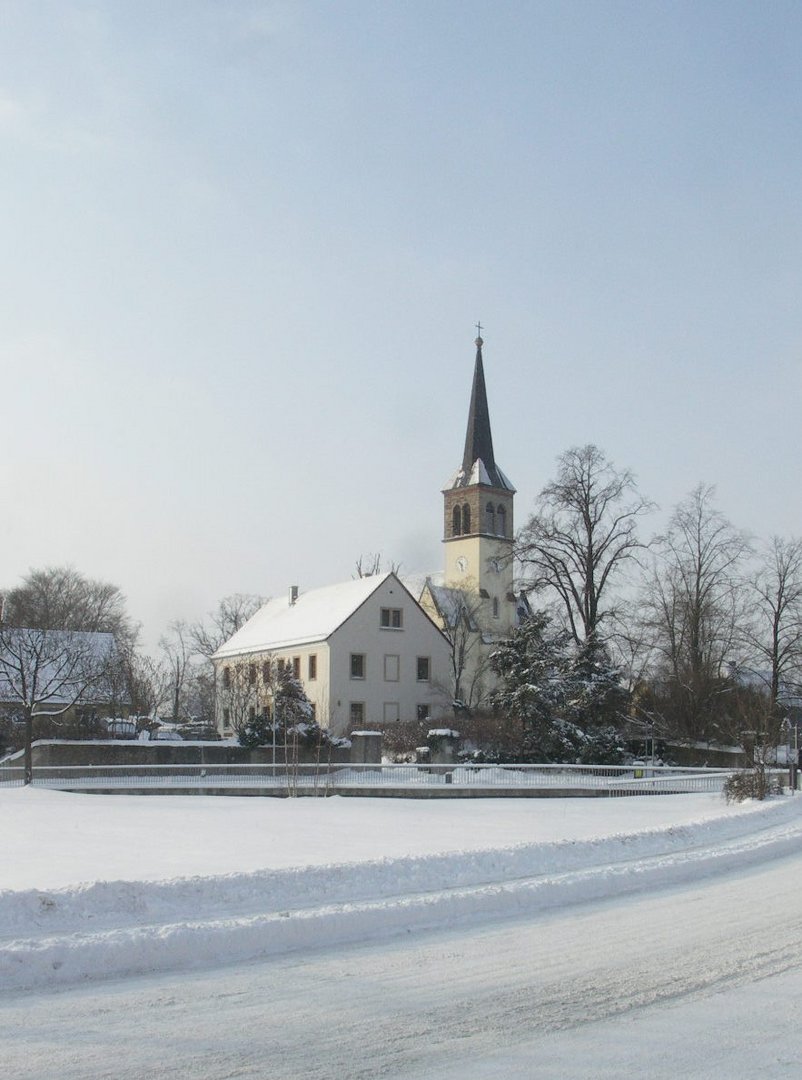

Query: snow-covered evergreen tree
490,614,628,763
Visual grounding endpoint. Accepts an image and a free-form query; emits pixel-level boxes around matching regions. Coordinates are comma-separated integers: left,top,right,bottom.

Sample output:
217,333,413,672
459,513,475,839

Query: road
2,843,802,1078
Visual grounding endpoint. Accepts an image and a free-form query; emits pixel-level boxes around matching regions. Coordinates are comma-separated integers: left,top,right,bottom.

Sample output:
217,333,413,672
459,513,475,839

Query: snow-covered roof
444,458,515,493
423,581,475,630
0,628,118,706
401,571,442,602
213,574,396,658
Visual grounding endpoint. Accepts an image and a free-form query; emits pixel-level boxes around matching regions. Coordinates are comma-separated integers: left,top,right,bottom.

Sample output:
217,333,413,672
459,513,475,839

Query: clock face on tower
456,556,468,574
488,557,502,573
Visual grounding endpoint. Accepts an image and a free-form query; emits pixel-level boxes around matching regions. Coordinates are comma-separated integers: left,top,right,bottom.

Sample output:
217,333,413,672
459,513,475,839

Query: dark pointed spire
449,332,513,491
462,335,496,478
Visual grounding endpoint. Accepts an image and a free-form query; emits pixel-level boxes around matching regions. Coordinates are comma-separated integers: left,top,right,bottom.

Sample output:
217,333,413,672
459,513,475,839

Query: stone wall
26,739,356,768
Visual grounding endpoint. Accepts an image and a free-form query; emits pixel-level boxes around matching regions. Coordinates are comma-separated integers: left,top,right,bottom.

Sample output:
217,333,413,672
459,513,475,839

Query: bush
724,767,783,802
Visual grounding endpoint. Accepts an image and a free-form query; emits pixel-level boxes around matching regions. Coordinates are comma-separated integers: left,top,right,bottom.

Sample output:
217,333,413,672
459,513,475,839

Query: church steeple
440,329,516,627
460,335,512,490
446,332,514,494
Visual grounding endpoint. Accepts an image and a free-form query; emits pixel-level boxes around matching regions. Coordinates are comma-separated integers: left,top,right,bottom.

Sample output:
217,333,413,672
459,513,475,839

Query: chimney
289,585,299,606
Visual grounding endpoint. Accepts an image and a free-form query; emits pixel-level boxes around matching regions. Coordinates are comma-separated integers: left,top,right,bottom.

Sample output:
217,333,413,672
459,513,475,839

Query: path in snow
2,841,802,1079
3,794,802,992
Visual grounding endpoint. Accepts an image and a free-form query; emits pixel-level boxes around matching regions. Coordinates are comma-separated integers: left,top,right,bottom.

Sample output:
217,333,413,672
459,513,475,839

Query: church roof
445,336,515,492
213,573,401,657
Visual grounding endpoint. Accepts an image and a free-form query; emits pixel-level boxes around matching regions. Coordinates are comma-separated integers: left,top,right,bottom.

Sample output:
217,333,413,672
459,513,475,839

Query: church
213,333,526,737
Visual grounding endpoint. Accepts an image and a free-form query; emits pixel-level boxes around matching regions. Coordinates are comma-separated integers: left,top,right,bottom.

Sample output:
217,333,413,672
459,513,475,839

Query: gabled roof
422,580,477,631
420,575,533,632
445,337,514,493
213,574,396,658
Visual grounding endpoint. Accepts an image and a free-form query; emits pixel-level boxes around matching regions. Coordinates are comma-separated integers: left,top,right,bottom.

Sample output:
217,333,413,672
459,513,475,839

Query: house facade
213,573,451,738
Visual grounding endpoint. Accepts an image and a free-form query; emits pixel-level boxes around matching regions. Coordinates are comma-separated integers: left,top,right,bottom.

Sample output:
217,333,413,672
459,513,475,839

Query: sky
3,1,802,652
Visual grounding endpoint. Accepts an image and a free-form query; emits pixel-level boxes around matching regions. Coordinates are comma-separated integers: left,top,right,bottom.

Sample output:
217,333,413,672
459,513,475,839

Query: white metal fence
0,760,785,795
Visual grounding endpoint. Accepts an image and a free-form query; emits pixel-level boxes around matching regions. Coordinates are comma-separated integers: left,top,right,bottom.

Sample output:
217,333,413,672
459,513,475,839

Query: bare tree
742,536,802,713
2,566,137,649
0,626,113,783
123,650,170,720
423,581,494,712
353,554,402,578
189,593,265,659
517,445,652,646
218,656,261,740
160,621,194,724
641,484,751,740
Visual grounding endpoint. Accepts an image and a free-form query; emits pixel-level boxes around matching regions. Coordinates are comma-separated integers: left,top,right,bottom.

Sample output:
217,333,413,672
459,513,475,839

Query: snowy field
2,789,802,1077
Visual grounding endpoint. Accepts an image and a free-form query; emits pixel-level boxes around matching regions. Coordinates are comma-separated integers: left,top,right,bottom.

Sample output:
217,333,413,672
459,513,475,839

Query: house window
383,702,400,723
350,702,365,725
384,654,400,681
262,661,271,684
350,653,365,679
249,663,257,685
417,703,431,722
380,607,403,629
222,667,231,689
309,703,316,722
416,656,430,682
223,708,231,729
248,706,256,721
292,656,301,679
308,654,317,680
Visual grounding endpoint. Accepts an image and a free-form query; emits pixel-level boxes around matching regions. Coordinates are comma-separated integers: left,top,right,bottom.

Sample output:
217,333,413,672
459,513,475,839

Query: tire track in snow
3,800,802,992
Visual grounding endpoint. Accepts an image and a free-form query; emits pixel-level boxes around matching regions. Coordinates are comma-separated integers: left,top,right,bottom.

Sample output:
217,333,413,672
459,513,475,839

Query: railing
0,760,763,795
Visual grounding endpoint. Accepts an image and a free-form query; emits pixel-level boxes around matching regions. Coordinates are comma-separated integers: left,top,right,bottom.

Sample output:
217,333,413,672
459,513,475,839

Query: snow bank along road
2,796,802,1079
2,793,802,994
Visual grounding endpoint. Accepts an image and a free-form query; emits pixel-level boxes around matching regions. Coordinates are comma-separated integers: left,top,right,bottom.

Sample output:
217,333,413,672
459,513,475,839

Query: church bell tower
443,332,516,631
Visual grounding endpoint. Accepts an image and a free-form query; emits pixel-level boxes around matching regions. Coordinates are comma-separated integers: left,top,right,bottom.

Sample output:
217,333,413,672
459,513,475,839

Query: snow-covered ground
2,789,802,1077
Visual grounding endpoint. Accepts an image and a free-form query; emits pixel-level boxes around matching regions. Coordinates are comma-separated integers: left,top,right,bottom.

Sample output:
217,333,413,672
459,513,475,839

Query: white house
213,573,452,737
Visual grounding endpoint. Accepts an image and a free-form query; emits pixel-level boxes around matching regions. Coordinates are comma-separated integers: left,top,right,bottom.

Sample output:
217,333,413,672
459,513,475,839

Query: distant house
0,627,126,727
212,573,452,737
